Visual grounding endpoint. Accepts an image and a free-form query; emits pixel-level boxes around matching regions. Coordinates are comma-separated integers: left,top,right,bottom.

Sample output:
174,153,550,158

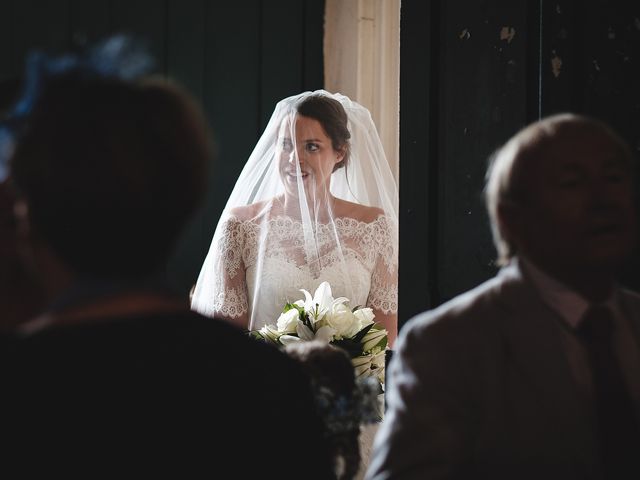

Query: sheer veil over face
191,90,399,339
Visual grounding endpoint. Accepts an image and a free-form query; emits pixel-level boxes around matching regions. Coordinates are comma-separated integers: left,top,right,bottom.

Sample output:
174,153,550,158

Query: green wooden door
0,0,325,295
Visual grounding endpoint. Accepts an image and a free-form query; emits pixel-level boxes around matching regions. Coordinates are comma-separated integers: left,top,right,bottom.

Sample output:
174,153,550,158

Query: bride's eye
305,142,319,153
280,138,293,152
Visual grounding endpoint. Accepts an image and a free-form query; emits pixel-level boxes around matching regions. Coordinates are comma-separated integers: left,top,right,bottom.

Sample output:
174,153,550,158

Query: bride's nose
288,149,304,166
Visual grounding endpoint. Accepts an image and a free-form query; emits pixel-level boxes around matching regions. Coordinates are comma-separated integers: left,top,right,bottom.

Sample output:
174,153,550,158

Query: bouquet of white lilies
251,281,388,386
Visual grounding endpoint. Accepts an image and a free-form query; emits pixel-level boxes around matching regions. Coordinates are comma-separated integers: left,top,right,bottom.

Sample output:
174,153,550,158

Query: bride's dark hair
296,94,351,172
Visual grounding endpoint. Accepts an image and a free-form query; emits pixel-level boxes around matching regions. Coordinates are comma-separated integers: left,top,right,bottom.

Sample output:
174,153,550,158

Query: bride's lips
285,169,310,179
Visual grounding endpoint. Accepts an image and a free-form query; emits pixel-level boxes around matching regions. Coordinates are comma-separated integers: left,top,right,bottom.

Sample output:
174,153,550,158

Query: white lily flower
278,334,302,345
250,281,389,388
301,281,335,322
296,322,315,341
276,308,299,334
258,325,280,343
301,288,314,310
314,325,337,343
330,296,350,309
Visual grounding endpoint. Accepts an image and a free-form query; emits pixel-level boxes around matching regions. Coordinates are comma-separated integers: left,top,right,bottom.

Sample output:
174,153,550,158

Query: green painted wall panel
0,0,325,296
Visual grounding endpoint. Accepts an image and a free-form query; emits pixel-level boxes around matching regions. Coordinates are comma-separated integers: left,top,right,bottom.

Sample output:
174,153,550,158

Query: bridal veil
191,90,399,332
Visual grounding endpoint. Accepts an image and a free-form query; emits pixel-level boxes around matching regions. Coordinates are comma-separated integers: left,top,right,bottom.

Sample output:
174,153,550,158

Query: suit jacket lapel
618,290,640,421
495,261,599,471
619,291,640,349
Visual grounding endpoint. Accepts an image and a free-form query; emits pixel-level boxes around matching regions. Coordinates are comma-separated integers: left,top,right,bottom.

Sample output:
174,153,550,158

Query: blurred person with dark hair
1,37,332,477
0,76,45,331
286,340,382,479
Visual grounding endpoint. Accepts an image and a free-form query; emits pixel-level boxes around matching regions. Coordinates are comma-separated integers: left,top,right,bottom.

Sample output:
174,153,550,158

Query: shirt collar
519,256,621,330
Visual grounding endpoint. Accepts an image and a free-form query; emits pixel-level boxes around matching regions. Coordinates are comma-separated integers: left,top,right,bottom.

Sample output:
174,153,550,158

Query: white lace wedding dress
194,211,395,477
209,213,398,331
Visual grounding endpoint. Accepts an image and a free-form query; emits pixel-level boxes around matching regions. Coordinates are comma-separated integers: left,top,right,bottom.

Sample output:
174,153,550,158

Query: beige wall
324,0,401,184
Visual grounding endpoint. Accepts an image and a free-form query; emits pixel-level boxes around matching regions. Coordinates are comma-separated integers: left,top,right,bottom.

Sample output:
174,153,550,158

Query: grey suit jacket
367,260,640,480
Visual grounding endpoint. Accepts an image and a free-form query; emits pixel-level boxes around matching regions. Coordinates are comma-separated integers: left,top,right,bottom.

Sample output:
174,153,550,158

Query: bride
191,90,398,346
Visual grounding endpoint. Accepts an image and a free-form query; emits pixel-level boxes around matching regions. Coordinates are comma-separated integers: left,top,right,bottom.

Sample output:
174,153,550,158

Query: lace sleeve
367,216,398,315
213,216,249,320
191,215,249,323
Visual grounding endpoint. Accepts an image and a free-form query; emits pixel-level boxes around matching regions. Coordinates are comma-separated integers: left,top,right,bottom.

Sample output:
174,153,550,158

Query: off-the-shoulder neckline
224,212,391,226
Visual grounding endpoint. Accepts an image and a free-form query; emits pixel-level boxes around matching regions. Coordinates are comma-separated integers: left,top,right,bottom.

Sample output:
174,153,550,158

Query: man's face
509,129,636,277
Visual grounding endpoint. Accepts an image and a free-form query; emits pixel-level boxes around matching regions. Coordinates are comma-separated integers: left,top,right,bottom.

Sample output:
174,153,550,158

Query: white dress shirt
520,257,640,411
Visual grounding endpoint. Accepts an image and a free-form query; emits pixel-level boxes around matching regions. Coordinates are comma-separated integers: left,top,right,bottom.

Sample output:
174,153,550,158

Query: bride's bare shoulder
228,199,273,221
334,199,385,223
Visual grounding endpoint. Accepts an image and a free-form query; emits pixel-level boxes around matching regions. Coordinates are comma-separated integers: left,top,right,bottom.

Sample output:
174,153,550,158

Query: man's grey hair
484,113,633,266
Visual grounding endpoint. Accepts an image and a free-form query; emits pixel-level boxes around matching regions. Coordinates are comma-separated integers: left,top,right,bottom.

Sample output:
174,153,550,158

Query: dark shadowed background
1,0,638,330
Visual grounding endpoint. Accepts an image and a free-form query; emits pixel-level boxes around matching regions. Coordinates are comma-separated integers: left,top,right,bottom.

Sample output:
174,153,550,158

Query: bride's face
277,114,344,199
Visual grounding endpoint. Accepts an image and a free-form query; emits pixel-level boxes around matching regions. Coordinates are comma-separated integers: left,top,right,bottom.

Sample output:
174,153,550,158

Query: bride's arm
367,215,399,348
371,308,397,348
205,216,251,330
